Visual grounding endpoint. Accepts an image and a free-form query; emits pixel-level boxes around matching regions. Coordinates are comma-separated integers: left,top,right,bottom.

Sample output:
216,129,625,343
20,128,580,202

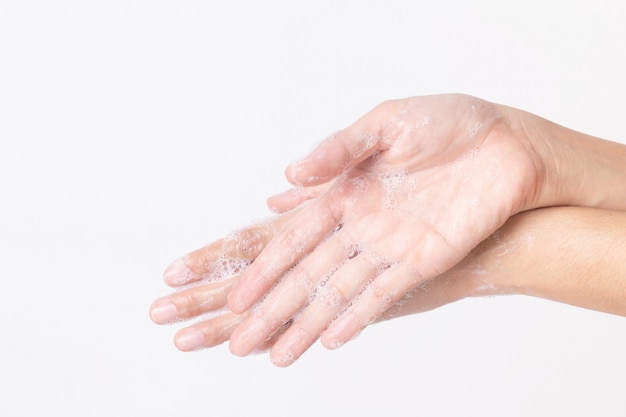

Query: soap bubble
166,256,200,285
203,255,252,283
352,132,378,159
378,169,408,209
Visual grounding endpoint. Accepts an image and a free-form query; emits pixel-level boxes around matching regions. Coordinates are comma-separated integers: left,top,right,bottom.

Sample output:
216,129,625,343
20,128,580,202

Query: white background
1,1,625,416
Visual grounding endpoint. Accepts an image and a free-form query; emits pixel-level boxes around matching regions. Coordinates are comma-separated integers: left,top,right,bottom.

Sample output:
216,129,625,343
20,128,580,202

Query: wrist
469,207,626,316
520,111,626,211
494,102,626,212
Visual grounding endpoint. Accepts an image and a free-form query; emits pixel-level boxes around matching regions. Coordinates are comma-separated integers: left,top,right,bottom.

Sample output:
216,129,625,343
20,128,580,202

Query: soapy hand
149,207,483,353
151,93,626,366
226,94,550,365
149,209,300,352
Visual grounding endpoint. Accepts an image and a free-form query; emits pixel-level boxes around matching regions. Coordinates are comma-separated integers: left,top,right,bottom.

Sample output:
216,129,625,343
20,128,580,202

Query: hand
150,205,626,358
149,209,487,352
151,91,626,363
149,210,300,352
226,94,559,364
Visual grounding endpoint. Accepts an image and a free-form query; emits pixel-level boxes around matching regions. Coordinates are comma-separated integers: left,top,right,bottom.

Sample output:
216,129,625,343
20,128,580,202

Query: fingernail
150,302,178,324
267,204,281,214
271,349,295,367
176,329,205,351
286,157,313,187
327,339,345,350
164,257,198,285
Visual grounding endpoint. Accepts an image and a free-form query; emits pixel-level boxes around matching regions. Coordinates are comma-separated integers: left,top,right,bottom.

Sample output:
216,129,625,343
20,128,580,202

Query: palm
337,118,534,274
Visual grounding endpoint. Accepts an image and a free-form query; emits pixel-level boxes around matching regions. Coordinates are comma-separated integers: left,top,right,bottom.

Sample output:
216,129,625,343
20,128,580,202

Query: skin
150,206,626,361
150,94,626,366
150,209,300,352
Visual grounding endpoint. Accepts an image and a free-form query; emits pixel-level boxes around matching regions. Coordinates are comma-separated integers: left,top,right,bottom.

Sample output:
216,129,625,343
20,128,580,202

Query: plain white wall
1,1,625,416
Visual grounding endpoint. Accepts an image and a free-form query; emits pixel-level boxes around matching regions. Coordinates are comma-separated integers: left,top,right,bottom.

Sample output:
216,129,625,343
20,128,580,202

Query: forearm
383,207,626,319
469,206,626,316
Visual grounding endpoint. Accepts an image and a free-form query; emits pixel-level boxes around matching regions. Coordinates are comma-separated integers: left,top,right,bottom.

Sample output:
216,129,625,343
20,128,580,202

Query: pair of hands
150,94,573,366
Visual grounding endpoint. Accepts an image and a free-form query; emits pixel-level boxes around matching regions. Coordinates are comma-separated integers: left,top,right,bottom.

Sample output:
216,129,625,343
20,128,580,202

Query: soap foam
166,256,200,285
378,169,408,209
203,255,252,283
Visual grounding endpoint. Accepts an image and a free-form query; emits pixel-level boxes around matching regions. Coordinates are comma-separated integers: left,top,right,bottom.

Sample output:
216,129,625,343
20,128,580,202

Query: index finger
163,210,299,287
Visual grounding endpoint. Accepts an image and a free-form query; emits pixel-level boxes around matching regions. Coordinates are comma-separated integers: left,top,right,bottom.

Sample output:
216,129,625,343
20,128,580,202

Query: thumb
266,182,330,213
285,102,394,186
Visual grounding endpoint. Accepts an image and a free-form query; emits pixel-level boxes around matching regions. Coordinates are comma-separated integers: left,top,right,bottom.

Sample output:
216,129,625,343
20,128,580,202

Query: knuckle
278,226,306,253
370,283,395,307
174,292,196,315
355,309,380,326
376,99,395,112
175,286,221,316
347,283,396,326
201,325,222,346
291,267,314,293
320,281,349,307
238,227,269,257
224,226,271,259
374,98,401,117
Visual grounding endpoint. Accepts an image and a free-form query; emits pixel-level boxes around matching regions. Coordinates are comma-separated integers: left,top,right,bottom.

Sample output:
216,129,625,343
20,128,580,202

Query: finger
321,262,422,349
228,233,349,356
163,210,298,287
266,183,330,213
174,312,247,352
253,319,292,354
163,240,248,287
269,254,380,367
285,101,399,187
149,277,235,325
228,198,341,314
